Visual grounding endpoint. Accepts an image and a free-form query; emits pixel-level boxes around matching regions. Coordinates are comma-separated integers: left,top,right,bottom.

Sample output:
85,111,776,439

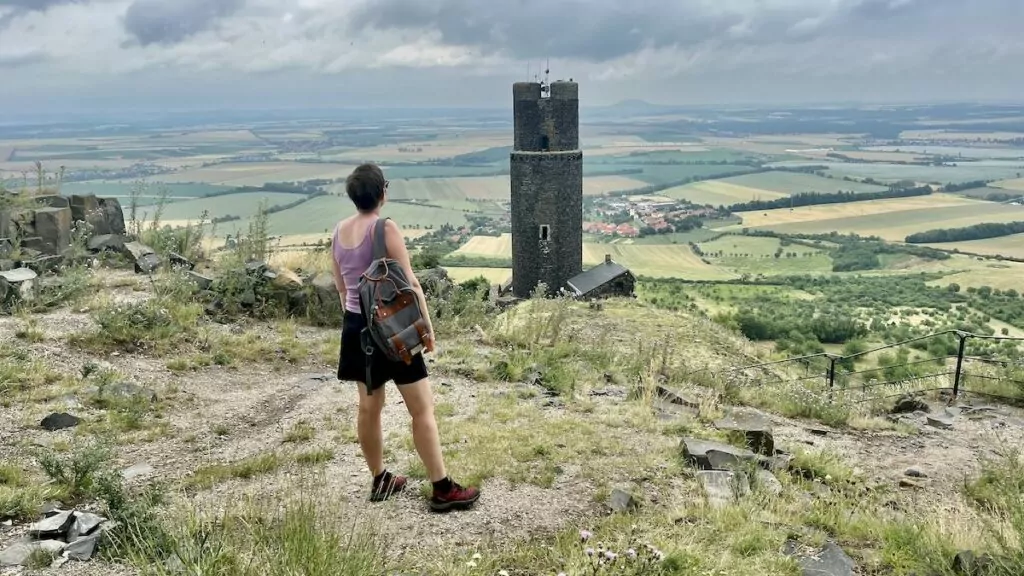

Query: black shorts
337,312,429,391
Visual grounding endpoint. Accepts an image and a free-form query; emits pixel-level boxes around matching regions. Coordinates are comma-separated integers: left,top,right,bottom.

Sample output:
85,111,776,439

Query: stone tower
509,79,583,297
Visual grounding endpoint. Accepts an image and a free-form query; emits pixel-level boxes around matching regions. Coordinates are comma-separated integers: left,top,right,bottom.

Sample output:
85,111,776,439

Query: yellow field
583,175,650,195
735,194,1024,242
926,261,1024,291
923,234,1024,259
796,149,926,163
148,162,358,186
992,178,1024,192
664,180,790,206
443,267,513,284
452,234,735,280
453,234,513,258
584,143,710,157
734,194,975,228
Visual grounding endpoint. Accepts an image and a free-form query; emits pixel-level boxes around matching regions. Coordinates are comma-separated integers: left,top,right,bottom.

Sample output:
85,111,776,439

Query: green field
744,197,1024,241
770,160,1024,184
955,186,1023,200
697,234,833,275
660,171,889,207
157,192,304,222
922,233,1024,260
244,195,471,236
58,181,232,207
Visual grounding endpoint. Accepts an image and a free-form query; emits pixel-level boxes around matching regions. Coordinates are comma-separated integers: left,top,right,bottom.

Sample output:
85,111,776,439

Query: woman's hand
424,329,436,353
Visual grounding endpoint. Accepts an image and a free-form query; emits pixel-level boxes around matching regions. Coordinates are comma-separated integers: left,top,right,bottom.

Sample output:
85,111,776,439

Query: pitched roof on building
565,257,633,296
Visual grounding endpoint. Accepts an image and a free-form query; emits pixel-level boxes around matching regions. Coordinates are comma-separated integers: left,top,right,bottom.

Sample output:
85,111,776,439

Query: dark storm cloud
347,0,756,61
347,0,1018,62
122,0,245,46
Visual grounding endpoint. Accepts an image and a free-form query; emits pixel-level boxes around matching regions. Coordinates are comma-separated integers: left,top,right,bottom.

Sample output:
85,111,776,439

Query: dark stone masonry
510,79,584,298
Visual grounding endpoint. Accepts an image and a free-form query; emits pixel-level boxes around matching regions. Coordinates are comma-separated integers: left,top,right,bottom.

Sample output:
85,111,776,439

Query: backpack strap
371,217,391,261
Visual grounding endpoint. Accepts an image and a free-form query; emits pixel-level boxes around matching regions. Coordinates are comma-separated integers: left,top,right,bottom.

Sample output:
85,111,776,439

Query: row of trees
906,221,1024,244
725,184,932,213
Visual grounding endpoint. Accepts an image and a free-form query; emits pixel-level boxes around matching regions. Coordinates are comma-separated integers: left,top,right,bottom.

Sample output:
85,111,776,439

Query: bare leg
357,383,387,476
396,378,447,482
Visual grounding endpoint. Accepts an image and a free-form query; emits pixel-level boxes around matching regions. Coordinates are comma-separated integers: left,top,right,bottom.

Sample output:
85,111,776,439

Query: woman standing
331,163,480,512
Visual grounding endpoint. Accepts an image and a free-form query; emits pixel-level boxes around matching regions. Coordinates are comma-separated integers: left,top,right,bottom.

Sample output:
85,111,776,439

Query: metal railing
680,329,1024,405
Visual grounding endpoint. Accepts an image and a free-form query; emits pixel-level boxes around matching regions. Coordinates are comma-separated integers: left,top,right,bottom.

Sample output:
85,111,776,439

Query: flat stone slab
609,488,639,512
680,437,758,470
0,539,66,567
797,541,856,576
927,414,954,429
122,463,155,480
713,409,775,455
0,267,37,283
656,385,700,409
68,512,106,540
29,510,74,538
65,532,101,561
696,470,750,508
756,470,784,496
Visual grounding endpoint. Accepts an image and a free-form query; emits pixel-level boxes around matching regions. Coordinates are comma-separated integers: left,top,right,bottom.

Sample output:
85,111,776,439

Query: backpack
356,217,430,395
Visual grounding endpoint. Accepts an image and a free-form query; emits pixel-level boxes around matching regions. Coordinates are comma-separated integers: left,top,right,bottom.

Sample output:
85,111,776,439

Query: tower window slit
539,225,550,241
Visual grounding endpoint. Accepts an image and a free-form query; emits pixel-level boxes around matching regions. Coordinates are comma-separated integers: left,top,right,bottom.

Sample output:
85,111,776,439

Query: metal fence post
826,355,837,402
952,332,968,399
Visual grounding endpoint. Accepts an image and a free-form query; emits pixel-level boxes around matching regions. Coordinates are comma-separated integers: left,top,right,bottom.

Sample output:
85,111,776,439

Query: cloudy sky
0,0,1021,118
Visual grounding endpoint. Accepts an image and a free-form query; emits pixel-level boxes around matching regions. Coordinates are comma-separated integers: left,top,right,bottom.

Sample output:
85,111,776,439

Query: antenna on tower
540,58,551,96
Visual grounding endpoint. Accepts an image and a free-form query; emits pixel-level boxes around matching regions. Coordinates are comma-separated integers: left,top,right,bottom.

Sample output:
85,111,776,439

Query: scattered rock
904,468,927,478
952,550,993,575
0,539,65,567
95,382,158,403
134,252,162,274
655,385,700,409
40,412,80,431
67,512,106,541
796,541,856,576
168,252,194,270
714,409,775,456
807,427,829,437
0,267,38,307
122,463,155,480
892,395,929,414
185,270,214,291
28,510,75,538
696,470,750,508
680,437,757,471
33,206,72,254
87,233,127,253
608,488,639,512
899,478,925,489
756,470,784,496
64,533,101,561
927,414,954,430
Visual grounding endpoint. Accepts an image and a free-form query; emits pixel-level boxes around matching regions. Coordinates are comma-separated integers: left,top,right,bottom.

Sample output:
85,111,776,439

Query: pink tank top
332,217,379,314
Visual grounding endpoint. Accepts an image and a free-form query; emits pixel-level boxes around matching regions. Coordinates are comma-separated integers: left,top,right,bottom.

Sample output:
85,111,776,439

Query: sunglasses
384,179,390,189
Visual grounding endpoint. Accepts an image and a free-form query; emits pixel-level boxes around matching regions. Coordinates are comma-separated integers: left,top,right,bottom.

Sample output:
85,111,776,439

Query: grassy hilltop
3,103,1024,574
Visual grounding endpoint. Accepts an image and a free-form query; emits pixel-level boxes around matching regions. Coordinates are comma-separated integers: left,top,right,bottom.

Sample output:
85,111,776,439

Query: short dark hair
346,163,387,212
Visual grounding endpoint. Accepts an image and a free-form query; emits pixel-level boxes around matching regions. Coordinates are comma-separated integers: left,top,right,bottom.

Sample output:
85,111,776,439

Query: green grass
697,235,834,276
60,182,232,204
157,192,302,221
718,171,889,195
768,160,1024,185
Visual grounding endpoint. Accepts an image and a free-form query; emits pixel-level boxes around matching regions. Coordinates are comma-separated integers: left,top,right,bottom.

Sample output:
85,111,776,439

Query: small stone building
565,255,635,299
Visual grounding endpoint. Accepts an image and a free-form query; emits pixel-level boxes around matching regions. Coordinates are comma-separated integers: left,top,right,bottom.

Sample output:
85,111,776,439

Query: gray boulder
714,408,775,456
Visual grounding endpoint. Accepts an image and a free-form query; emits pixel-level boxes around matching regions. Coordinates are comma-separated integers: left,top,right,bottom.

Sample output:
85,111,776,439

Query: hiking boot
370,471,407,502
430,480,480,512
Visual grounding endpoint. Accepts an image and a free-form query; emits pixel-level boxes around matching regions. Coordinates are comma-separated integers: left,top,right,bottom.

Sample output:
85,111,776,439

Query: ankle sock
432,476,453,494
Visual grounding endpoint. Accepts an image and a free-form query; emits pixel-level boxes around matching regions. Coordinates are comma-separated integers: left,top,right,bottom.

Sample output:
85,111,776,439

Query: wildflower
579,529,593,542
604,551,618,561
627,548,637,559
467,561,477,568
499,571,510,576
584,548,595,557
473,553,482,560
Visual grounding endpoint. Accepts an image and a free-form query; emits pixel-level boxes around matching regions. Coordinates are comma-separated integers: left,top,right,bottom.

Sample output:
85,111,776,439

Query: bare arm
383,219,435,344
330,223,346,307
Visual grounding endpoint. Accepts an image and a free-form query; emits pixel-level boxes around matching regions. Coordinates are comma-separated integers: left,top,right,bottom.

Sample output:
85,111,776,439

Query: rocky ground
2,269,1024,575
